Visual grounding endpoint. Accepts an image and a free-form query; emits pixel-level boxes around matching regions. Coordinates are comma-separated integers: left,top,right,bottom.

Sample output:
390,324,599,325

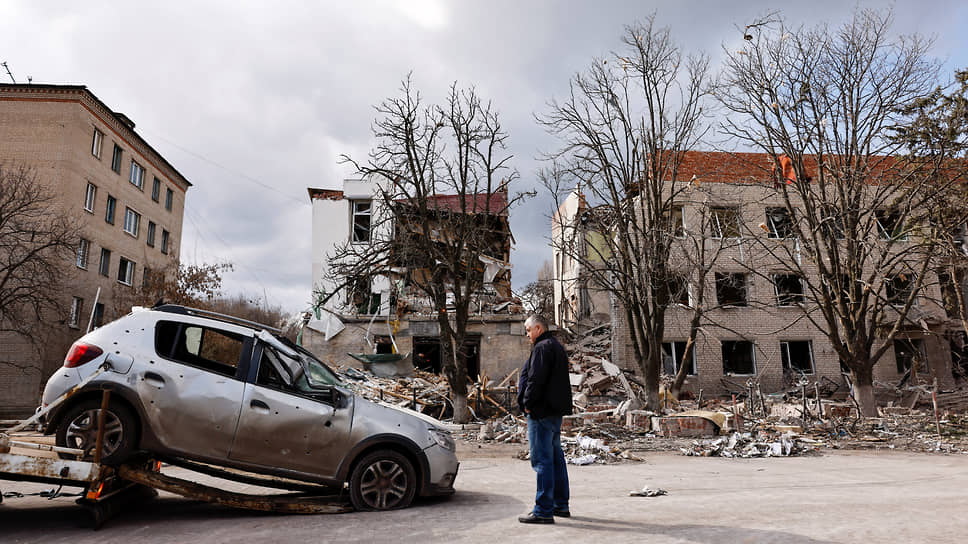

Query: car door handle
144,372,165,388
250,399,270,413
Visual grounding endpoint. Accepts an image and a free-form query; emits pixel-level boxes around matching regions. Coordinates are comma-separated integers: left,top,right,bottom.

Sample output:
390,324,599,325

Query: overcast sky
4,1,968,314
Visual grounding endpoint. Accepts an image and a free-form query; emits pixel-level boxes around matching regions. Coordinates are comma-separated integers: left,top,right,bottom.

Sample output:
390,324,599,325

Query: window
821,206,845,239
894,338,925,374
123,207,141,237
773,274,805,306
715,272,748,307
161,229,170,254
165,188,173,211
711,207,741,238
780,340,814,374
351,200,372,243
129,160,145,190
155,320,246,378
111,144,123,173
664,205,685,237
69,297,84,329
117,257,135,285
84,183,97,212
661,275,690,306
662,341,696,376
98,248,111,277
76,239,90,269
92,303,104,330
146,221,156,247
876,208,907,241
722,340,756,375
151,177,161,202
142,266,150,288
348,275,380,314
938,272,961,318
105,195,116,224
766,207,794,239
886,273,915,305
91,129,103,159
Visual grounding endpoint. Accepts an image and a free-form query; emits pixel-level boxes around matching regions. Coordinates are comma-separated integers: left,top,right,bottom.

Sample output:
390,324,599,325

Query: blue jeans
527,415,569,517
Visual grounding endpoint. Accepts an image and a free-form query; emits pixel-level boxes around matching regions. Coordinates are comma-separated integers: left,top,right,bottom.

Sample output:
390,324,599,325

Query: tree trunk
850,364,877,417
451,392,470,423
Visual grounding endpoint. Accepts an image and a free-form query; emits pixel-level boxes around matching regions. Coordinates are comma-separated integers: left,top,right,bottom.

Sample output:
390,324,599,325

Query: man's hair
525,314,550,330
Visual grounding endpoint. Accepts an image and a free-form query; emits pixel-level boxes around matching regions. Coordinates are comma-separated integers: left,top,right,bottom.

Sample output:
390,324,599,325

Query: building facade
557,151,965,397
306,178,528,382
0,84,190,417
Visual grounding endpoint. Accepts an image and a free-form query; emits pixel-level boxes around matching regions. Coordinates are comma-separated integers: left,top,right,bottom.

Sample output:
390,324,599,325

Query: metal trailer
1,365,349,529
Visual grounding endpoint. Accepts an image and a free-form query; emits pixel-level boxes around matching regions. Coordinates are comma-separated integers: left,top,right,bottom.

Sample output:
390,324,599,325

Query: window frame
161,229,170,255
886,273,916,306
76,238,90,269
894,338,926,374
711,206,742,239
154,320,250,379
780,340,814,375
69,296,84,329
117,257,135,286
91,128,103,159
146,221,156,247
351,200,372,243
662,341,697,376
105,195,116,225
151,177,161,202
84,182,97,213
165,188,173,212
123,207,141,237
876,208,908,241
773,273,805,306
129,160,145,190
98,248,111,277
111,144,123,174
715,272,749,307
765,207,794,239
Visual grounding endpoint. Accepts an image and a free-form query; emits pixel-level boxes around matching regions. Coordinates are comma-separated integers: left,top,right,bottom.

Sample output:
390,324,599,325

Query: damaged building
554,150,968,398
304,178,530,382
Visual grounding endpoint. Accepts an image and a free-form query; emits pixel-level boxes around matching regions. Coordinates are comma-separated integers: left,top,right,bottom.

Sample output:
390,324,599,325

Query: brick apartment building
0,84,190,417
555,151,966,398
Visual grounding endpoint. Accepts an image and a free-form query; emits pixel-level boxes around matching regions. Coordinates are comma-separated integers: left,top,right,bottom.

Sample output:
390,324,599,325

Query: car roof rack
153,304,283,335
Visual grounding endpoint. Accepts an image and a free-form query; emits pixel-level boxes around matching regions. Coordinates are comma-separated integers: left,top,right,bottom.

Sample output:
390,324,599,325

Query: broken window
662,341,696,376
351,200,372,243
886,273,915,305
663,205,685,238
780,340,814,374
710,207,741,238
722,340,755,375
765,207,794,239
773,274,805,306
876,208,908,241
347,276,380,314
949,331,968,381
938,271,961,318
715,272,748,307
820,206,845,240
894,338,925,375
661,274,690,307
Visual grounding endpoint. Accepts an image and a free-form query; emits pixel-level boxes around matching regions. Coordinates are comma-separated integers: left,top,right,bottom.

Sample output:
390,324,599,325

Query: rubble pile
682,431,821,458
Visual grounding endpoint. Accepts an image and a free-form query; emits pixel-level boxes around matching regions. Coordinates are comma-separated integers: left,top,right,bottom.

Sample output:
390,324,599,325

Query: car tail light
64,342,103,368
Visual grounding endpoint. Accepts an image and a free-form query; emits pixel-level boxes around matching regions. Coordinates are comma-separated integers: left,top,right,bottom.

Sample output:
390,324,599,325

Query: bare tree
112,261,233,316
520,260,554,315
0,164,77,339
540,16,710,410
331,77,521,423
715,9,963,415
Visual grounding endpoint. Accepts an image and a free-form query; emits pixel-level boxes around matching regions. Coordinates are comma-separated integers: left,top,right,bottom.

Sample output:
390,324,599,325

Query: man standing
517,314,572,524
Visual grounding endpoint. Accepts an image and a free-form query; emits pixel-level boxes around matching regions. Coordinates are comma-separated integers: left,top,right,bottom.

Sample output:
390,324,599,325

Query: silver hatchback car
41,305,458,510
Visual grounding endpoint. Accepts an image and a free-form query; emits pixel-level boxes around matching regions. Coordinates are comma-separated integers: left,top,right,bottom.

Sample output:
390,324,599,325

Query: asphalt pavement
2,448,967,543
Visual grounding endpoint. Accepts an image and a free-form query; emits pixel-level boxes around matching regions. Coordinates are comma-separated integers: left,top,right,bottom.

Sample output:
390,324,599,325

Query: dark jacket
517,331,573,419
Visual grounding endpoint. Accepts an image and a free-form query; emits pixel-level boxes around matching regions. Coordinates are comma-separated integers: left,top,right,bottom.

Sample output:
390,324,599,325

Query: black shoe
553,508,571,518
518,512,555,524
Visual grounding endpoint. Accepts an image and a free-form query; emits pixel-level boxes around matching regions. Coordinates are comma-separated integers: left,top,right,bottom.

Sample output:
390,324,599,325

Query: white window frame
129,160,145,190
722,340,757,375
91,129,103,159
711,207,742,239
780,340,815,375
76,238,90,269
69,297,84,328
773,273,805,306
662,341,697,376
117,257,135,286
146,221,156,247
123,207,141,237
351,200,372,243
84,183,97,213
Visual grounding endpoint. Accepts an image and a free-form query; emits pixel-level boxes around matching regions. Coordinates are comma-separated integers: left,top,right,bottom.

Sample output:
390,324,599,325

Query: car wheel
349,449,417,511
55,399,138,465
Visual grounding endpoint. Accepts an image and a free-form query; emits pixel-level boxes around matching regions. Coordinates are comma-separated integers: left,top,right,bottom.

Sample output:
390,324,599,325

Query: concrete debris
681,432,816,458
629,486,668,497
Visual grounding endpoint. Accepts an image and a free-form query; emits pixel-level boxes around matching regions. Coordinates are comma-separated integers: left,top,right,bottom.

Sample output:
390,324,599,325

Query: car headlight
429,427,455,452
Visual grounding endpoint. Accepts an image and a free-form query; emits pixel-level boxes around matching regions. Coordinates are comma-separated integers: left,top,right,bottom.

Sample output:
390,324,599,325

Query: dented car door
227,343,348,478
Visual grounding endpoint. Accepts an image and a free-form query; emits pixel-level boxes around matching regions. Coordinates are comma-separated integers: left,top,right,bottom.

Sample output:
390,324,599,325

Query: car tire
55,399,138,465
349,449,418,511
